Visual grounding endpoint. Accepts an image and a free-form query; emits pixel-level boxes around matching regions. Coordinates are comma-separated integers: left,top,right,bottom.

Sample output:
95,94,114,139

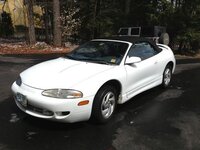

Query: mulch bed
0,39,73,55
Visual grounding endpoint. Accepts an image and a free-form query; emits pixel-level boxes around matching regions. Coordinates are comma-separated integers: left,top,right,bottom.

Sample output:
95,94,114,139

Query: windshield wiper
65,56,115,65
79,58,113,65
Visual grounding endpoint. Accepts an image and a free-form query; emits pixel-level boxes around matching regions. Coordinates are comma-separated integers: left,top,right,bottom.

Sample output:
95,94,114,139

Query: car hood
21,57,115,89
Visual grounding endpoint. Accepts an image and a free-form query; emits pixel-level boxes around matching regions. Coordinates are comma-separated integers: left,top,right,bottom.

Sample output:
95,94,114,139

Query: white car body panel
125,55,160,100
21,58,115,90
11,39,176,123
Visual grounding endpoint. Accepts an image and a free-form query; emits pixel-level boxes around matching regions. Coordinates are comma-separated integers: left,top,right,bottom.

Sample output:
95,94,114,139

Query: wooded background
0,0,200,52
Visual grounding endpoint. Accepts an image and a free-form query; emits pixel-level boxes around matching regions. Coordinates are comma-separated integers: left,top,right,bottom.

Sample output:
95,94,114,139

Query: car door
124,41,161,99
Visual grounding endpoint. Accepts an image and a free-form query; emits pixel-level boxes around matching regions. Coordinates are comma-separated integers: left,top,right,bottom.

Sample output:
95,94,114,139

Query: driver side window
128,42,158,60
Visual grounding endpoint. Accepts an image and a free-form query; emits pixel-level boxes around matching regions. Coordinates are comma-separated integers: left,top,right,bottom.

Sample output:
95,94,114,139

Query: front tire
162,65,172,88
91,85,117,123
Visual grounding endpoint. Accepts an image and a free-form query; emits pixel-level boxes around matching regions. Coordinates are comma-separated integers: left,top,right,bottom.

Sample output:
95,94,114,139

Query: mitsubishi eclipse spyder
11,37,176,123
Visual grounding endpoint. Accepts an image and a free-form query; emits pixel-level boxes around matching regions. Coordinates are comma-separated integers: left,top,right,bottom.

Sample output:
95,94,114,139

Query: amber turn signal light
78,100,89,106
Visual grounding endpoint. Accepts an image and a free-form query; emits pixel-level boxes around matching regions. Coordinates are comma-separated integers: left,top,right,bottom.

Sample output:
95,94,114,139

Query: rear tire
91,85,117,123
162,65,172,88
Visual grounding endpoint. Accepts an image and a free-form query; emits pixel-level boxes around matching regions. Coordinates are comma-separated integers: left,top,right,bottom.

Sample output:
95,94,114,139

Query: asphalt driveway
0,55,200,150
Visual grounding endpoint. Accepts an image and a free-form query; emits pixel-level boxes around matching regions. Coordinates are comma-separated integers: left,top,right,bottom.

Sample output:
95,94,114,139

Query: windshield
65,41,129,65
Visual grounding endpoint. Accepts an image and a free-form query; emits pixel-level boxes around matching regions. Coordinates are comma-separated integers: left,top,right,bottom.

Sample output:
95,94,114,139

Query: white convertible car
11,37,176,123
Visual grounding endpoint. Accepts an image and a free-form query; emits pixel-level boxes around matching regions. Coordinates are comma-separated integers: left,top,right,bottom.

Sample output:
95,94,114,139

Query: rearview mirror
125,56,141,65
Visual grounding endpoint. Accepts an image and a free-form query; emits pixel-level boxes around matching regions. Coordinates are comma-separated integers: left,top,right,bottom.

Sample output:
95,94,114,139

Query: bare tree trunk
92,0,98,39
98,0,102,37
44,1,50,44
125,0,131,15
175,0,182,8
26,0,36,45
53,0,62,46
2,0,7,11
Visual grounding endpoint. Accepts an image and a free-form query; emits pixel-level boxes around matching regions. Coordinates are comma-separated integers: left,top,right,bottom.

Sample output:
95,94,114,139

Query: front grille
17,100,54,116
27,104,54,116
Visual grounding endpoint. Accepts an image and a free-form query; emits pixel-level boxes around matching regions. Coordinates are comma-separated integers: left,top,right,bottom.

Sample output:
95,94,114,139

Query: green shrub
0,11,14,37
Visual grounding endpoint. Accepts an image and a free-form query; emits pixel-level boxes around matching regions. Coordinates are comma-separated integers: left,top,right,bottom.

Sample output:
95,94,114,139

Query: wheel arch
166,61,174,72
99,79,122,96
93,79,122,104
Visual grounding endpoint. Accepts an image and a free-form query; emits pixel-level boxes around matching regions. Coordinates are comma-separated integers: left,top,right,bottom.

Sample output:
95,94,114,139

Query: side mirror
125,56,141,65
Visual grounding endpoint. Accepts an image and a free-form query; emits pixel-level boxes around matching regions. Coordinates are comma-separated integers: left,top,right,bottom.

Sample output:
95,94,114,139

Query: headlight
42,89,83,99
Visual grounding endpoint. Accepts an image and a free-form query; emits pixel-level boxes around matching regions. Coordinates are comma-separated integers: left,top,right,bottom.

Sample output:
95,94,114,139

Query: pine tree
0,11,14,37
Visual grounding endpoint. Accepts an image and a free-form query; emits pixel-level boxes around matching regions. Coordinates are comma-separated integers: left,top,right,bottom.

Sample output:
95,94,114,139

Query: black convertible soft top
95,36,162,52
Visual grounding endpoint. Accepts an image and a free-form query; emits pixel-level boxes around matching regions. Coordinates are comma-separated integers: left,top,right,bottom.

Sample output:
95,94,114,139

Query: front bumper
11,82,94,123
